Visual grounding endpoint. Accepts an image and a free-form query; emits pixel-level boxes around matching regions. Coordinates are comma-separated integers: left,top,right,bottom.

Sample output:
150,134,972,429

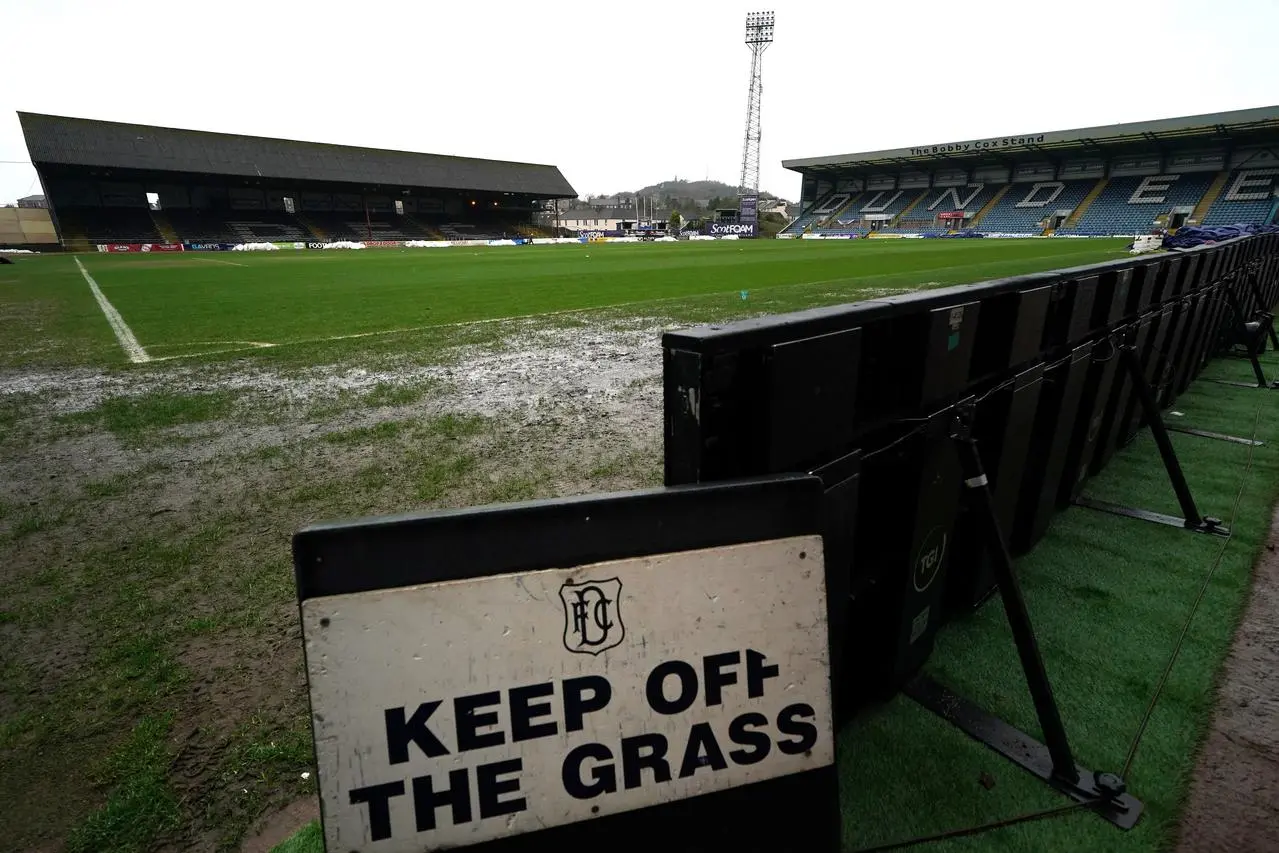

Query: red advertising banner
937,212,966,221
96,243,185,253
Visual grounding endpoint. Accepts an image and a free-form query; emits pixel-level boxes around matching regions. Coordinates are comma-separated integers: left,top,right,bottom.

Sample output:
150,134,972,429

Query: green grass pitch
2,239,1132,369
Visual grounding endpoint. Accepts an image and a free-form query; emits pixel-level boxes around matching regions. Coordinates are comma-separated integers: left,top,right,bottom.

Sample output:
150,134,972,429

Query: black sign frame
294,474,840,853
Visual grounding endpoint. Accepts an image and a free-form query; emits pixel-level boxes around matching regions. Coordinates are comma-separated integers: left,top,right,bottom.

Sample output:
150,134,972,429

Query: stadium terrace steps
407,216,445,241
163,210,312,244
934,184,999,221
59,207,163,245
849,188,918,225
892,190,931,226
819,193,862,229
782,190,848,234
1063,178,1107,229
299,213,443,242
1190,170,1231,223
968,184,1010,228
1201,169,1279,226
57,218,89,251
149,210,179,244
296,214,329,242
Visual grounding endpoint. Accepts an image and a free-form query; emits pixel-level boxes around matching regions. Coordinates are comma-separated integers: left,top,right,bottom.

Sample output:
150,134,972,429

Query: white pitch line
190,257,247,267
75,257,150,363
147,341,276,362
136,278,927,363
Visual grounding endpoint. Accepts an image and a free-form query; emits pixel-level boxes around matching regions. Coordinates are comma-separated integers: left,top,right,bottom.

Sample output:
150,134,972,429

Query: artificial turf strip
837,353,1279,851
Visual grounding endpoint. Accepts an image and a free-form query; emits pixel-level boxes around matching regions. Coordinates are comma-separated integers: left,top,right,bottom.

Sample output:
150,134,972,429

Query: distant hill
633,179,788,204
582,179,791,219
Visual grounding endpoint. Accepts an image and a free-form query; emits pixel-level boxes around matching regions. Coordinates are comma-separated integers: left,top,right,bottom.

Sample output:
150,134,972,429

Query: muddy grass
0,313,669,852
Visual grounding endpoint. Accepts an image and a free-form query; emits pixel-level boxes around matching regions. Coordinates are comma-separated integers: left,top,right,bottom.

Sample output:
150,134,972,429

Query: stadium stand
162,210,313,244
808,194,865,234
782,106,1279,238
1201,169,1279,225
973,180,1098,234
438,221,526,241
16,112,576,249
299,213,433,242
1062,173,1215,235
56,207,162,244
781,191,850,234
896,183,1002,231
854,188,919,220
0,206,58,248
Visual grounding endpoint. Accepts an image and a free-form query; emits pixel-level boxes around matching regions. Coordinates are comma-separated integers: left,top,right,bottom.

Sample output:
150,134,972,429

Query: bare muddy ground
0,313,672,852
1176,505,1279,853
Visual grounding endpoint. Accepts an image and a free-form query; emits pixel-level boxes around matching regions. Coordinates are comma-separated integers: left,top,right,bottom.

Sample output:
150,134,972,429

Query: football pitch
3,238,1131,370
17,233,1276,853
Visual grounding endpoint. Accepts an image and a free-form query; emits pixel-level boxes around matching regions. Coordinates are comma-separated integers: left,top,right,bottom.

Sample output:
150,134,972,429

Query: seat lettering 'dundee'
300,534,833,851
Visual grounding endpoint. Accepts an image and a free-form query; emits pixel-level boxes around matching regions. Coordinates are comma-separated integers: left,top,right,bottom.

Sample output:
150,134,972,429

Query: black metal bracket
904,411,1143,831
1207,287,1279,389
904,676,1142,829
1076,344,1230,537
1242,263,1279,351
1166,426,1265,447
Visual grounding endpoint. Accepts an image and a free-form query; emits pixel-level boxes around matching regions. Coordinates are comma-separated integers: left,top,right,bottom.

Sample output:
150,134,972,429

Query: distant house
560,207,636,232
584,196,634,210
17,195,47,209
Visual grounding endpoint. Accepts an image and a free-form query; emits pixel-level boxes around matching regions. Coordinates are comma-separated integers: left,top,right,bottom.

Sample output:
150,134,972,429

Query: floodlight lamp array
745,11,775,44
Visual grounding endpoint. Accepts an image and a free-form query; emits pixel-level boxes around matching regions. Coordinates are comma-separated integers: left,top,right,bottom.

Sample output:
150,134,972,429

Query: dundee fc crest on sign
560,578,625,654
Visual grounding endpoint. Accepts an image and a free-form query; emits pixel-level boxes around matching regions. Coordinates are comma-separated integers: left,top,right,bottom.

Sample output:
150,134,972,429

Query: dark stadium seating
896,184,1003,231
300,213,432,242
163,210,314,244
850,188,921,220
1065,173,1214,235
438,221,525,241
782,191,851,233
973,180,1097,234
785,172,1272,239
803,189,939,236
59,207,162,244
1202,170,1279,226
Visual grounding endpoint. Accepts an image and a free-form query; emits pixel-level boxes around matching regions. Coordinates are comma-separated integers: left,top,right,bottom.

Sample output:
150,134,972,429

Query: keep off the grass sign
294,477,839,852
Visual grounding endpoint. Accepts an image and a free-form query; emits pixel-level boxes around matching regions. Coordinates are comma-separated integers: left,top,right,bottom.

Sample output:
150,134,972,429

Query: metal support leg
1209,289,1279,389
1076,345,1229,536
903,415,1143,831
1244,268,1279,350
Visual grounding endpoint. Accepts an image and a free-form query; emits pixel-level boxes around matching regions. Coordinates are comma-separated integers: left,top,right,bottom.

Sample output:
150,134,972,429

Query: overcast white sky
2,0,1277,205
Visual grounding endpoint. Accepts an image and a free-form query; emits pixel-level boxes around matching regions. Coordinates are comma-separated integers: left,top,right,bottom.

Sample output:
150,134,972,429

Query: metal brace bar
1166,426,1265,447
904,417,1143,831
1076,345,1229,537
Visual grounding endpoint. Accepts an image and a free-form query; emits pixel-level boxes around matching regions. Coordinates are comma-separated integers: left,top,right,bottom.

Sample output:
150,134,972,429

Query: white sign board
302,534,832,852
